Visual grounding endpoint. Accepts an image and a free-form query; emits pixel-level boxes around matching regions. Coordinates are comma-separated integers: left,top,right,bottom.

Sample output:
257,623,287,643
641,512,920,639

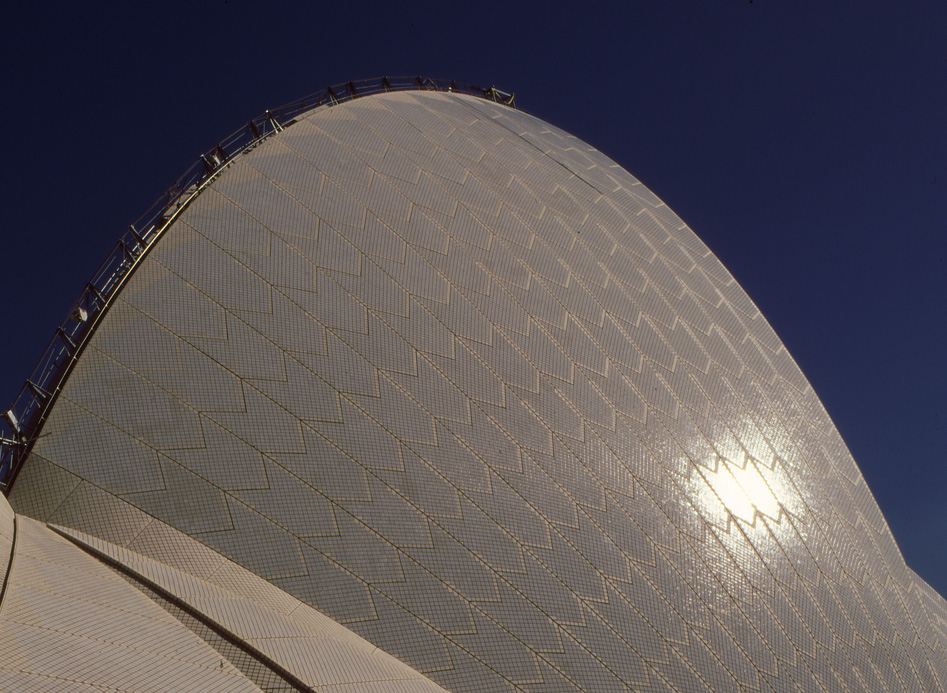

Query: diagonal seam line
0,516,17,609
45,524,310,693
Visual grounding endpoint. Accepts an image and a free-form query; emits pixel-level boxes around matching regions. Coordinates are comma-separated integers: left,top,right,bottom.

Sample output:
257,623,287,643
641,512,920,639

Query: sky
2,2,945,597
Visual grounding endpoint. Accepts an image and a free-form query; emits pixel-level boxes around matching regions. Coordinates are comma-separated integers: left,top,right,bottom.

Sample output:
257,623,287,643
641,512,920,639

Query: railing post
56,328,77,353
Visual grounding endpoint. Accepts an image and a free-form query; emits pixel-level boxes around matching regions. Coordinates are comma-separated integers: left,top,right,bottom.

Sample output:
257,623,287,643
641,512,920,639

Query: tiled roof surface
6,91,946,691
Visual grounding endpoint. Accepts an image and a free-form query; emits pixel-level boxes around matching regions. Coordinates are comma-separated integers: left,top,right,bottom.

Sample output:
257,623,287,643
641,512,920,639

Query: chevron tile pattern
9,91,947,691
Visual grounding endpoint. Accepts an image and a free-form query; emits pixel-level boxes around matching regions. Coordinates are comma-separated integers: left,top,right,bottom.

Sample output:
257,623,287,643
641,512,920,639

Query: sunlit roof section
4,88,946,691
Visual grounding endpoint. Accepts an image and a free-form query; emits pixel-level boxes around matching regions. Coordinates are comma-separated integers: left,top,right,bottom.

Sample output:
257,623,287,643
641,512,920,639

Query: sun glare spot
687,418,794,525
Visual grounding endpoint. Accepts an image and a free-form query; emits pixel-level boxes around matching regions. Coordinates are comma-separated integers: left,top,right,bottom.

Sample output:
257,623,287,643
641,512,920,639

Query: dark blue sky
3,2,945,596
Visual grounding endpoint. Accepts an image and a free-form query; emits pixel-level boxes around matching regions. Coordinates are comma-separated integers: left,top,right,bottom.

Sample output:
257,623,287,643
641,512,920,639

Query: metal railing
0,77,515,492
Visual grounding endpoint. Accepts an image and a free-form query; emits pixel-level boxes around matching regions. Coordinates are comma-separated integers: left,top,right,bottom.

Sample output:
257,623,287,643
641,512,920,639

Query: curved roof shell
7,89,947,691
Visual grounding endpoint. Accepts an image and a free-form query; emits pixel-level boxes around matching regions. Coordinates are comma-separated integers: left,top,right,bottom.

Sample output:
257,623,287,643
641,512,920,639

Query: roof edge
0,77,515,492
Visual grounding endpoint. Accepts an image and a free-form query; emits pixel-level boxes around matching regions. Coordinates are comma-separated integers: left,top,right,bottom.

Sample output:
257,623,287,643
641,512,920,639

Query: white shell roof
6,90,947,691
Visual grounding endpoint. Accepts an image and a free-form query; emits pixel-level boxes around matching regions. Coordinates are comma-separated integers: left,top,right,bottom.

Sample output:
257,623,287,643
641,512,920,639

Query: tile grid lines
862,583,927,689
912,573,947,655
24,317,651,687
699,517,826,686
1,398,844,684
246,102,816,688
786,508,890,629
769,437,921,658
616,470,826,689
862,578,934,689
424,105,706,320
14,89,947,685
716,371,887,556
309,96,662,302
759,515,902,688
375,102,800,418
413,346,800,685
107,284,331,410
30,381,240,533
455,97,715,273
446,96,944,685
285,99,774,470
85,517,454,689
258,145,816,680
328,386,702,688
363,345,819,688
282,258,792,688
719,401,937,687
353,102,815,517
109,132,932,688
295,101,751,459
157,96,940,688
692,376,854,561
898,574,947,655
90,195,940,680
40,281,688,690
258,468,628,689
227,373,672,689
203,163,380,283
777,503,924,686
306,446,680,691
